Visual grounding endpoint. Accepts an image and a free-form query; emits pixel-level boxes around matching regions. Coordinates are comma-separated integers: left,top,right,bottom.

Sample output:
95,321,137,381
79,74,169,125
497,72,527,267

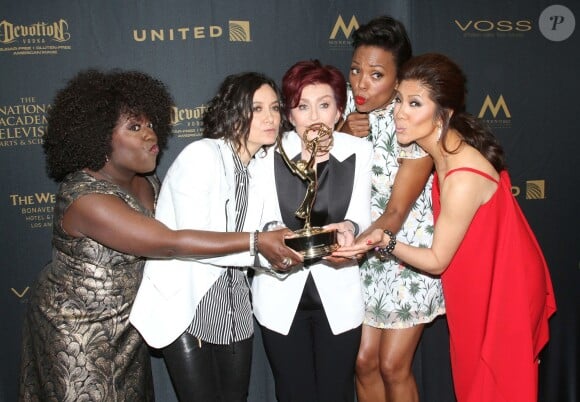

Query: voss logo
454,19,532,32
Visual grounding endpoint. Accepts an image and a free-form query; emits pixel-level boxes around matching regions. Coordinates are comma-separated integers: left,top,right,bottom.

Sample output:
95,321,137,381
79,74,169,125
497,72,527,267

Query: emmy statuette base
284,227,338,260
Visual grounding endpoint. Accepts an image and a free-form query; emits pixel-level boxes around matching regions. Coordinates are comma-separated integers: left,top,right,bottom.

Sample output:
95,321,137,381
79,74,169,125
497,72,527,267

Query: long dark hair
203,72,284,153
399,53,506,172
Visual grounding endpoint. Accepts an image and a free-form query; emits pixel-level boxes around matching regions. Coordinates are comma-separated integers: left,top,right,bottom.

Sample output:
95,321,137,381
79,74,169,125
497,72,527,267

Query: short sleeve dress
344,86,445,328
19,170,159,402
433,168,556,402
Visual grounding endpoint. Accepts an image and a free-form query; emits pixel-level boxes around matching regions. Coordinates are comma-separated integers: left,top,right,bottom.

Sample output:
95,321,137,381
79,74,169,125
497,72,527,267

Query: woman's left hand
322,221,359,267
324,221,356,247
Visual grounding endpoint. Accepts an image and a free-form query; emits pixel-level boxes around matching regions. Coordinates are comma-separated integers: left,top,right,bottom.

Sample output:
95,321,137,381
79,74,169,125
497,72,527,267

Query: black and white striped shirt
187,145,253,344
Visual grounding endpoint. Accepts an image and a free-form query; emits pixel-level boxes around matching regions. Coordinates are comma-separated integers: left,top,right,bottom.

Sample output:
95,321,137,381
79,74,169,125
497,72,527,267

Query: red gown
433,167,556,402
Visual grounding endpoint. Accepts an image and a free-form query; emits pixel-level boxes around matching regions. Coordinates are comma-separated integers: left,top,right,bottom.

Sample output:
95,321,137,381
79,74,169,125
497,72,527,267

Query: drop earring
436,125,442,142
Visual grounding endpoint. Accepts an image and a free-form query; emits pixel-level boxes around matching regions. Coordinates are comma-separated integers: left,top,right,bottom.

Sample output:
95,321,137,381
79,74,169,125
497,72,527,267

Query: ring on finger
282,257,291,267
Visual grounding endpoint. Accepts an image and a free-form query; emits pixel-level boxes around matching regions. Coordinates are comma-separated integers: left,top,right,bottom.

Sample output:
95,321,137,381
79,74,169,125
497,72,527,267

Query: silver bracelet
249,230,259,256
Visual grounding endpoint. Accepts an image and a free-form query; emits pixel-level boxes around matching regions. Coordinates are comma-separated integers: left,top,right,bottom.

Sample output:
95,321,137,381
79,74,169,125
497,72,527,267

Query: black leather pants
162,332,253,402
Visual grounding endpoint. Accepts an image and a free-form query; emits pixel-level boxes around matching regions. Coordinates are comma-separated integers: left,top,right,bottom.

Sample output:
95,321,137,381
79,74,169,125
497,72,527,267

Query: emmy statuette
277,123,339,259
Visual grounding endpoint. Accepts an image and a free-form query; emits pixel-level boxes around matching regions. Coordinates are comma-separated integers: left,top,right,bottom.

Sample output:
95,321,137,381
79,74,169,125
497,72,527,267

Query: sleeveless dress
344,86,445,328
434,168,556,402
19,170,159,402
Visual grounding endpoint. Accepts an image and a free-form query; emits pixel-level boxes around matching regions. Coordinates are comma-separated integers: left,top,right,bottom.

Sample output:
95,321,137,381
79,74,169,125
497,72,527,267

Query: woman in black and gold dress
18,69,298,401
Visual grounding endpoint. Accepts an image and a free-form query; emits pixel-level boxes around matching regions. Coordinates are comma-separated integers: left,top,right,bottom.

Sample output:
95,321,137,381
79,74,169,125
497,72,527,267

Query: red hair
282,60,346,118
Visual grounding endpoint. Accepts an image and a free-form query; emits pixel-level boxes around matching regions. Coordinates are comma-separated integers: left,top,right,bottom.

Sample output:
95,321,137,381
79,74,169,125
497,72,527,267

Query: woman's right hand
331,227,385,259
258,228,303,271
338,112,370,138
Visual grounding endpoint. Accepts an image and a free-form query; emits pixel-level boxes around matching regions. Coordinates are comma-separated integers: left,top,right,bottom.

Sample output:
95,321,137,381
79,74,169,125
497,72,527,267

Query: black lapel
274,151,356,229
274,152,308,231
326,153,355,224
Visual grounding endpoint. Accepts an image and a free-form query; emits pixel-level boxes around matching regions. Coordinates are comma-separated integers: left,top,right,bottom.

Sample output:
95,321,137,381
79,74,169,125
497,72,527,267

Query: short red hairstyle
282,59,347,119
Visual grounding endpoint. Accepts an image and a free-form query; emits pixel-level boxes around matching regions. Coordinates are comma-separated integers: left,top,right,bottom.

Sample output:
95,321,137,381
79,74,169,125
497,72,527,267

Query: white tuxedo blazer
252,131,372,335
130,138,266,348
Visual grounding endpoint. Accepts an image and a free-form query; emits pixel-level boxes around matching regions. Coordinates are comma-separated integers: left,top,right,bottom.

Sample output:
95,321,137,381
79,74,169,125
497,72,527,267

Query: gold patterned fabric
19,171,159,402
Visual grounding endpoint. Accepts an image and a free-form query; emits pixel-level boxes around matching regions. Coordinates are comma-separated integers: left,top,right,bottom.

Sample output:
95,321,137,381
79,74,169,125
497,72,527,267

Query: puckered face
349,45,398,113
289,83,340,148
245,84,281,157
109,113,159,174
393,79,440,145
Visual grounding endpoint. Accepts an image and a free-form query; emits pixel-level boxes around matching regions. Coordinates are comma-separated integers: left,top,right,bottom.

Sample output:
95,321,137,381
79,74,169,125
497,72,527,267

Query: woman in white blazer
130,72,302,402
251,60,372,402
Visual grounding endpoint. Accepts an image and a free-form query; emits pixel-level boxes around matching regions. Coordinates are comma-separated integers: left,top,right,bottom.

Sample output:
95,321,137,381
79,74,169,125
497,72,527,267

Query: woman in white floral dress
338,16,445,402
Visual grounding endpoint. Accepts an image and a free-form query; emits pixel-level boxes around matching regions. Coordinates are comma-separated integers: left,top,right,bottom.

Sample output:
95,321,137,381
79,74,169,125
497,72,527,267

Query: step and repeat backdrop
1,1,578,401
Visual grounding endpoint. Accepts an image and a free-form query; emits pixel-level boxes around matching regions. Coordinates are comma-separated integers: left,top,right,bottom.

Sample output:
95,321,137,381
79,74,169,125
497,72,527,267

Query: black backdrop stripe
1,1,578,401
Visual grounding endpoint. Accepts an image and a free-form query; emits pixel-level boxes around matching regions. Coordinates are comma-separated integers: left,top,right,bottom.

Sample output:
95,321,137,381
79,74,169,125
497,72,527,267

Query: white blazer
252,131,372,335
130,138,266,349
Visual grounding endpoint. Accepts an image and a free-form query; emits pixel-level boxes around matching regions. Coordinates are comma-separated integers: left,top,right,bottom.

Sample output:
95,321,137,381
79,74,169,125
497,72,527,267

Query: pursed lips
355,95,366,105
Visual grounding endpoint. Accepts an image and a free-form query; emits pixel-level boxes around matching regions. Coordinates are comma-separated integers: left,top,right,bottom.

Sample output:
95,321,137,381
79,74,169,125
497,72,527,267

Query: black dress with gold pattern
19,170,159,402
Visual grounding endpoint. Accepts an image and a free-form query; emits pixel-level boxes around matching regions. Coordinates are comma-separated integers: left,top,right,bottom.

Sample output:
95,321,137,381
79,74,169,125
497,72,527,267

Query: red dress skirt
433,168,556,402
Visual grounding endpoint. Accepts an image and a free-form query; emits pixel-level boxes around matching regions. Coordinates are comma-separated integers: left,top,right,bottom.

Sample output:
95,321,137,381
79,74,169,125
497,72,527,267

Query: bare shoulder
63,191,128,237
442,168,497,206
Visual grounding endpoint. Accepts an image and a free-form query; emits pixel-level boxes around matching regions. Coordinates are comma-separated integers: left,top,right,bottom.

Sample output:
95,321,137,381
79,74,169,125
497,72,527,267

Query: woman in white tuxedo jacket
130,72,302,402
251,60,372,402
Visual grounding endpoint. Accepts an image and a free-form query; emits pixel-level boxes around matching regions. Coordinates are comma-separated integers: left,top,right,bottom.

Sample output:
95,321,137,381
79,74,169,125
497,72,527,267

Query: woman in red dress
335,53,556,402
